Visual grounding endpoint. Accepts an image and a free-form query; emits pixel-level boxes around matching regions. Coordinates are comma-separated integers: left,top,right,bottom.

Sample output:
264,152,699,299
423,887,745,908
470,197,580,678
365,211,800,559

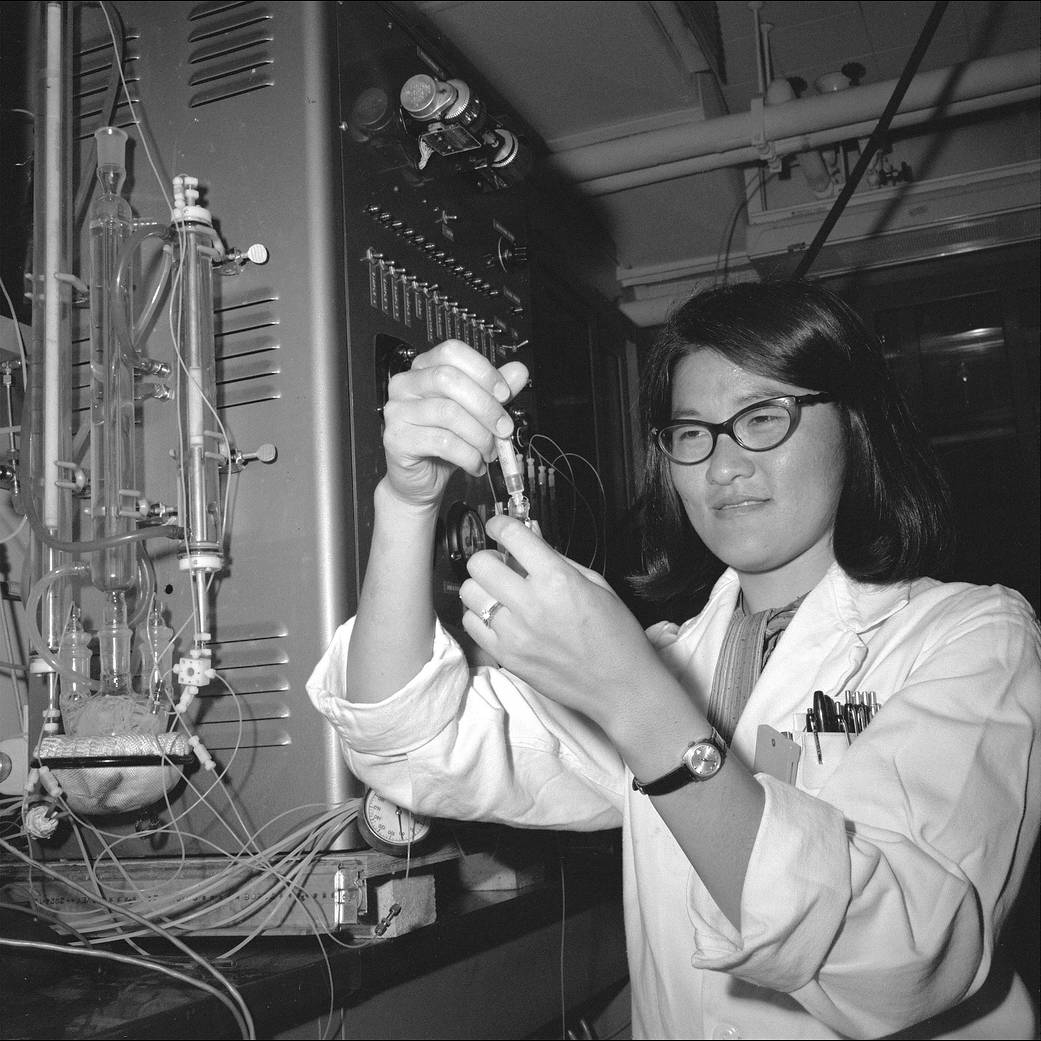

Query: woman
308,281,1040,1039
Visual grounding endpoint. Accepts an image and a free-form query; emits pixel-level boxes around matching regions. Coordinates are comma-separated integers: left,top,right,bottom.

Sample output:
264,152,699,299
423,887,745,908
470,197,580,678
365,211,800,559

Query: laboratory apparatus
9,0,538,863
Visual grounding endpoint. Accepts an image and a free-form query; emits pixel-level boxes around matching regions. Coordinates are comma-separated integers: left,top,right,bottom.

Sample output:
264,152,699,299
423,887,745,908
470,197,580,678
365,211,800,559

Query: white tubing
545,49,1041,186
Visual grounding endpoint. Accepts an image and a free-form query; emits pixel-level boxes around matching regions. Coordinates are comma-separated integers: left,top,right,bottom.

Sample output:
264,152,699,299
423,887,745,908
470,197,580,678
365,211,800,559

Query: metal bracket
750,96,782,172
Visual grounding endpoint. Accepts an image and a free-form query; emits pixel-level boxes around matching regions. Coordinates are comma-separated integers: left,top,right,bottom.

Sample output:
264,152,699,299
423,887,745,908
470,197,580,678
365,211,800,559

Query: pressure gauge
357,788,433,857
443,500,487,581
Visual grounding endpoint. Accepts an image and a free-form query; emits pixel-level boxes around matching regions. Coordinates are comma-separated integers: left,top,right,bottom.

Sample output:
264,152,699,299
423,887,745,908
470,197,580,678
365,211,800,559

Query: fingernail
493,381,511,402
496,416,513,436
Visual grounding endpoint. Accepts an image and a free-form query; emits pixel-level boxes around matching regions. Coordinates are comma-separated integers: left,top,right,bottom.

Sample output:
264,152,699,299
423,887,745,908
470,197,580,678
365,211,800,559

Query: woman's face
668,348,847,609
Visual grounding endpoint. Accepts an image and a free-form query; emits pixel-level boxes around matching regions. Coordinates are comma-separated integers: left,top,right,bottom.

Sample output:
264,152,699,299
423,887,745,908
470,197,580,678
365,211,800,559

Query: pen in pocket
805,708,823,765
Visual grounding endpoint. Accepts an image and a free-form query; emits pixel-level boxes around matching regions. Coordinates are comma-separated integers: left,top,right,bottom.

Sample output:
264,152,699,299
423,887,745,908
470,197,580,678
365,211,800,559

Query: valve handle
238,443,277,466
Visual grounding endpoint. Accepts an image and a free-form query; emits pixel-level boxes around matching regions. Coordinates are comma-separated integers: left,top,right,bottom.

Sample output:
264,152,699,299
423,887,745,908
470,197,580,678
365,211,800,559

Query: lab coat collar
717,564,912,759
708,562,912,636
820,562,912,635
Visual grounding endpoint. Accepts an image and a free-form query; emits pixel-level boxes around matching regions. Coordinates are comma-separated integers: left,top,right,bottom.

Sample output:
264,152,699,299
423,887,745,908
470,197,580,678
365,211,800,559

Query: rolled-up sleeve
679,589,1041,1038
307,617,625,831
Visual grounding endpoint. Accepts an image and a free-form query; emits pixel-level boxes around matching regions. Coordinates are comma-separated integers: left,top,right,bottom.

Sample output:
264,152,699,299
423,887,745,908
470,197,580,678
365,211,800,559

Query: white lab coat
307,563,1041,1039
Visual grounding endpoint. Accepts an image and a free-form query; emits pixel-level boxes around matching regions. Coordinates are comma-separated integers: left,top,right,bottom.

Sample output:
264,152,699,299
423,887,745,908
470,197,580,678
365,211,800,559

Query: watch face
684,740,724,779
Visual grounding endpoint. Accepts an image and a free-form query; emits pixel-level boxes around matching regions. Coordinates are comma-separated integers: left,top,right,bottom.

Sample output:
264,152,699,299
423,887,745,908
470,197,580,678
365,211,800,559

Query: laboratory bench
2,835,629,1040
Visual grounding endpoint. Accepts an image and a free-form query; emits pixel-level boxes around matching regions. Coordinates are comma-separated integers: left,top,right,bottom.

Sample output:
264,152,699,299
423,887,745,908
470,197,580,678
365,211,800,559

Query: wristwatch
631,732,727,795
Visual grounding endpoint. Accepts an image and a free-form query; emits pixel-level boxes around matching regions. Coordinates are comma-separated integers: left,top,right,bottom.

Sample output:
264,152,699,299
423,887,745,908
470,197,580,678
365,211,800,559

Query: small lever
231,443,277,471
219,243,269,274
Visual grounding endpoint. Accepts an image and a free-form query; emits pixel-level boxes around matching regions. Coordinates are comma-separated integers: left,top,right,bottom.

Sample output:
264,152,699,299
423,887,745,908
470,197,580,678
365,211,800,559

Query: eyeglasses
652,393,834,465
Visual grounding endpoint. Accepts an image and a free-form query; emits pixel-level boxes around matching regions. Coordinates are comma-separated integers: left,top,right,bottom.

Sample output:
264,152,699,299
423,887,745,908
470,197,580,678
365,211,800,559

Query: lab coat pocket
798,732,850,792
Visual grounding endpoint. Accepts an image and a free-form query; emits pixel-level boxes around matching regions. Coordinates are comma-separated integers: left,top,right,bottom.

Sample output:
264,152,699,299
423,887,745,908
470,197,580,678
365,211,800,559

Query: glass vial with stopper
57,604,92,736
138,598,174,715
495,437,535,574
75,591,164,737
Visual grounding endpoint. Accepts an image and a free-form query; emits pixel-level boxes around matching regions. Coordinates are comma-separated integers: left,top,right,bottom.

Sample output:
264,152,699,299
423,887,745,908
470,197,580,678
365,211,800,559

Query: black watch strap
631,733,726,795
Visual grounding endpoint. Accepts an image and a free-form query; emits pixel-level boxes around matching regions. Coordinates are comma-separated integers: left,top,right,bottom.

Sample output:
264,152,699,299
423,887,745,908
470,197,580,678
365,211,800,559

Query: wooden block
373,875,436,938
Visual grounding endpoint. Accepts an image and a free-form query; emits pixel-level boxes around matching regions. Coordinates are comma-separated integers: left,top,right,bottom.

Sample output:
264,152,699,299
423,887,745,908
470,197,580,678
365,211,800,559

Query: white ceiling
402,1,1040,307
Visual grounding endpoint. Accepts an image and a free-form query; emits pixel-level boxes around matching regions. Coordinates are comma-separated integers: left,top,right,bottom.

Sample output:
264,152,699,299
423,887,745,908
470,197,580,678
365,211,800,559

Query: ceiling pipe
543,48,1040,188
758,14,835,199
792,0,949,279
767,77,834,197
577,85,1039,195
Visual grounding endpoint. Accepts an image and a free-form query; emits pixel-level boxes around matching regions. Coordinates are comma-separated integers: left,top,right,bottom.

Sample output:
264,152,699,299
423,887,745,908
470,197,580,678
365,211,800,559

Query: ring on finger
479,600,504,627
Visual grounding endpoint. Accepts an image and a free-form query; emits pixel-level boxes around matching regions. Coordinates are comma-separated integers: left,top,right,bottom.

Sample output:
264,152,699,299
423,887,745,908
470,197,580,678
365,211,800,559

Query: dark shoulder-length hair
631,279,952,602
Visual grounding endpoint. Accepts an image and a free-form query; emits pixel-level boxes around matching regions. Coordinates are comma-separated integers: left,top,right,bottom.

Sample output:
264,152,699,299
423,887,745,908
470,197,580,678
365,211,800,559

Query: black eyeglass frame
652,393,835,465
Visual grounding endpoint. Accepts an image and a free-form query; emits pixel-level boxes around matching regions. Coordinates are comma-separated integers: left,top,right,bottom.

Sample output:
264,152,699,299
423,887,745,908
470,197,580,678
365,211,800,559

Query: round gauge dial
444,500,487,581
357,788,434,857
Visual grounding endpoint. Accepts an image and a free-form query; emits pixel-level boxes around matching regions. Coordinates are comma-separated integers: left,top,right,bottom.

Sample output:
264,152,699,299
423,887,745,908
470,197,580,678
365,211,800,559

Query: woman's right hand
381,339,529,508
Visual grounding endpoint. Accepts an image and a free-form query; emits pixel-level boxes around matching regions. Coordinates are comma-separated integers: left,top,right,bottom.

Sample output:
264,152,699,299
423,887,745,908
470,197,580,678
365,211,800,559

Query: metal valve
219,243,269,274
231,443,278,472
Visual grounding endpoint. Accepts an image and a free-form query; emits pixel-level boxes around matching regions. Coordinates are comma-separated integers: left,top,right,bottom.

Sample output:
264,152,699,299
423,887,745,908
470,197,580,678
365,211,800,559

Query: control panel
336,5,536,630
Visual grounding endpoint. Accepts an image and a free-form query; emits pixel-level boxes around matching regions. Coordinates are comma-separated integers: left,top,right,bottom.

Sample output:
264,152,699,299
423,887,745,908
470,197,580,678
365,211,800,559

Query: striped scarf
706,594,805,744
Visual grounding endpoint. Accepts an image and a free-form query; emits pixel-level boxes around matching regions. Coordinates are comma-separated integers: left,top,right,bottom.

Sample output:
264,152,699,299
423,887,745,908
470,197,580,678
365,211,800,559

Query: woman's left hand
459,514,673,739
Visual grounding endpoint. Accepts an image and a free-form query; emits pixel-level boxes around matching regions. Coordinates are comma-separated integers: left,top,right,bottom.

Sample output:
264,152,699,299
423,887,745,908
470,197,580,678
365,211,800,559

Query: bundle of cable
36,732,193,816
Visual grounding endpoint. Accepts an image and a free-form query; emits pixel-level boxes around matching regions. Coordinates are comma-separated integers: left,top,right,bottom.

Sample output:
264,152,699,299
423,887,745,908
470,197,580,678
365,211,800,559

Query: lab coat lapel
729,566,910,766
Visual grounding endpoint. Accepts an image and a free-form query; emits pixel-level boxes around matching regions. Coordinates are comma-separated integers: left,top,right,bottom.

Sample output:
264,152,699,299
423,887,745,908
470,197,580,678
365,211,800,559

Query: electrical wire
526,433,607,574
97,2,172,215
0,584,27,721
109,0,238,589
0,897,95,946
72,1,128,226
712,171,778,287
0,513,27,545
0,936,253,1039
791,0,950,279
483,427,608,573
0,835,256,1039
100,0,236,648
8,793,364,953
17,0,233,700
34,794,361,942
32,766,360,936
6,9,428,1038
96,0,229,629
0,256,30,373
57,668,244,855
0,271,29,548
